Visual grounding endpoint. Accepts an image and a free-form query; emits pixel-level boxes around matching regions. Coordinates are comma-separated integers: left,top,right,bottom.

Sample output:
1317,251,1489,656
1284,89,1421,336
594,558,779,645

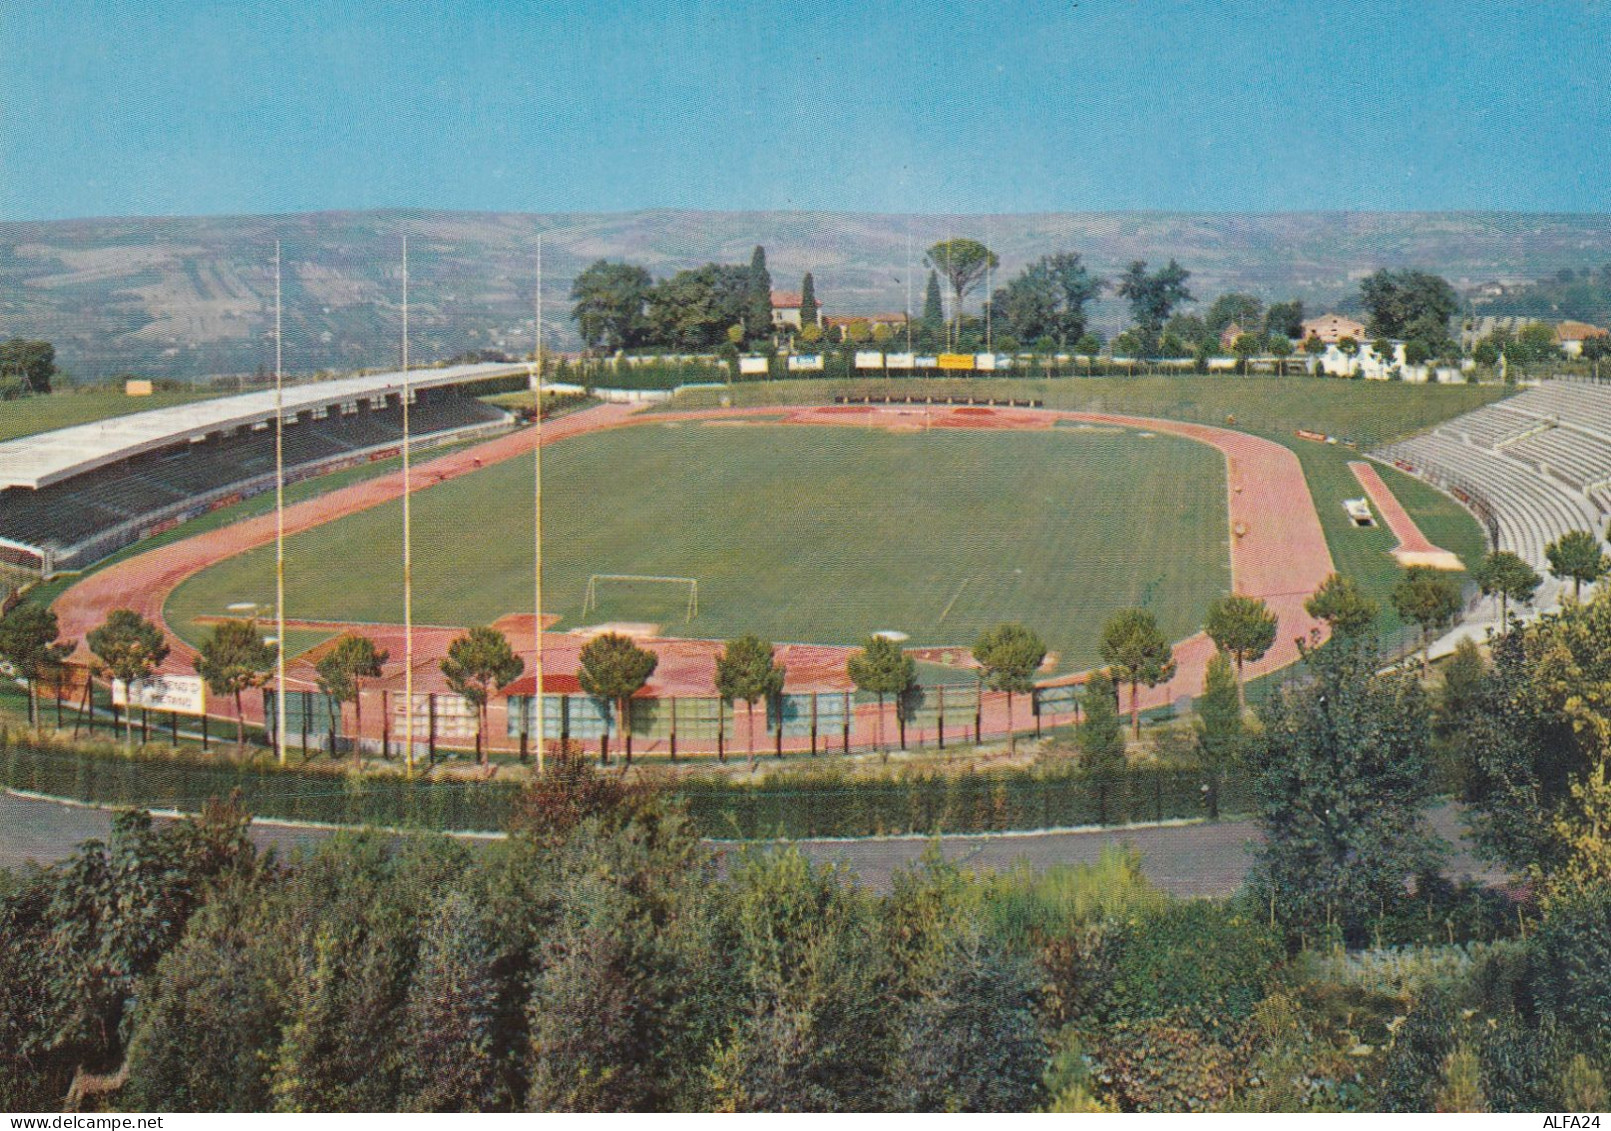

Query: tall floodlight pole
905,223,913,352
532,235,546,773
402,236,415,776
985,215,992,355
274,243,288,766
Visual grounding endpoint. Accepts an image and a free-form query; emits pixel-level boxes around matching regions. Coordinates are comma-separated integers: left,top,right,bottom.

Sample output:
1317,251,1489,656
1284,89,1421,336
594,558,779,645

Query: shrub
1099,899,1283,1031
1529,883,1611,1049
1088,1010,1249,1112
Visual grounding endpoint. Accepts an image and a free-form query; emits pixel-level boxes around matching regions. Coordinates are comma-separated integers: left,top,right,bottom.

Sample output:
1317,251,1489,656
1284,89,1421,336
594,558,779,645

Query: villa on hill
1300,312,1369,344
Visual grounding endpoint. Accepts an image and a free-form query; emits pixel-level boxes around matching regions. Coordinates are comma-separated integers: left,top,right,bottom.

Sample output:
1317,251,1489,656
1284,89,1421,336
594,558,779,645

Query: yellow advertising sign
937,353,974,371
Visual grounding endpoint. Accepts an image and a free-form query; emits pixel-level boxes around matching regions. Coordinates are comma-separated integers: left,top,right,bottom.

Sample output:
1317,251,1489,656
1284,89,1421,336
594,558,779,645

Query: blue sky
3,0,1608,220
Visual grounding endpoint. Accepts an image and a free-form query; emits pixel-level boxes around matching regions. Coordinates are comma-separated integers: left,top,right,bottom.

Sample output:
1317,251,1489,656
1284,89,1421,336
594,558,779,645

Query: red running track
53,401,1334,756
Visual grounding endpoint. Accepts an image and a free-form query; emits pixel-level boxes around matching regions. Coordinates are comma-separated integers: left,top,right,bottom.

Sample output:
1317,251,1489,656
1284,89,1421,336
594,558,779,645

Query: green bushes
1101,900,1283,1030
0,733,521,833
679,765,1250,840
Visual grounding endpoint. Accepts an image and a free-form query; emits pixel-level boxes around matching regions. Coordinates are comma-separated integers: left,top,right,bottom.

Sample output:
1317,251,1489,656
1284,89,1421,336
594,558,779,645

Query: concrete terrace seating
0,392,508,559
1373,431,1602,570
1436,403,1548,448
1510,382,1611,443
1504,427,1611,492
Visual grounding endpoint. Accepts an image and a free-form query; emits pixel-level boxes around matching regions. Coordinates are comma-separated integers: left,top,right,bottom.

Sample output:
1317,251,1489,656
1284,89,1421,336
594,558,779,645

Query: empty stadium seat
0,392,510,563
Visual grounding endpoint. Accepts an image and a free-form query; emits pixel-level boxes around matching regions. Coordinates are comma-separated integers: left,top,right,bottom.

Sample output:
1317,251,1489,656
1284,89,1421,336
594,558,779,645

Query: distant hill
2,209,1608,381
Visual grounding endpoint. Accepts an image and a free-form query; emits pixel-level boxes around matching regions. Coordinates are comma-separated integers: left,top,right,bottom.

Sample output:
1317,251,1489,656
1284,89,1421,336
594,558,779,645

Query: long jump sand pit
1350,459,1464,570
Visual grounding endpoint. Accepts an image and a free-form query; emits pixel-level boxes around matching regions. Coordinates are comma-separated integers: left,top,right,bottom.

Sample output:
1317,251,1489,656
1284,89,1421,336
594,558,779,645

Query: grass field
0,388,224,443
166,422,1232,673
1272,437,1486,638
662,374,1510,447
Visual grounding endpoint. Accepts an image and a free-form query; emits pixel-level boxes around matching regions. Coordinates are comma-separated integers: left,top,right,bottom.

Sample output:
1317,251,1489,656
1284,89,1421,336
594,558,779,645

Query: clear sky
3,0,1608,221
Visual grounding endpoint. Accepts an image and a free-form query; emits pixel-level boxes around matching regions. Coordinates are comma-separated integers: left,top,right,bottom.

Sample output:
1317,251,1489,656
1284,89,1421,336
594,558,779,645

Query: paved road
1,791,1500,898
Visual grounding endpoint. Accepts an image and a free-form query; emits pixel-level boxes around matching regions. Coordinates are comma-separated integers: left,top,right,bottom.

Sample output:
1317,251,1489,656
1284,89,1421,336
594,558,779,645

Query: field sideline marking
936,577,972,625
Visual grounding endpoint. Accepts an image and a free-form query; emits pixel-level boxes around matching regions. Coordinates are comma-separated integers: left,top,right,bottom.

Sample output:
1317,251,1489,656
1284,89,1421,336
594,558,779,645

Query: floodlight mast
402,236,414,776
533,234,545,773
274,242,287,767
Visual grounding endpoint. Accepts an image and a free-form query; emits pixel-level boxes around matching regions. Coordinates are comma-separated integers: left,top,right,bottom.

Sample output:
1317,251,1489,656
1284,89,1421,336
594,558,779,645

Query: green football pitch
166,422,1234,673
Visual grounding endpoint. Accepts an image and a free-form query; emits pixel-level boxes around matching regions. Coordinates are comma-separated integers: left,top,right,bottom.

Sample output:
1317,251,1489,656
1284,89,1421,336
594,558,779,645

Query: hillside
2,209,1609,381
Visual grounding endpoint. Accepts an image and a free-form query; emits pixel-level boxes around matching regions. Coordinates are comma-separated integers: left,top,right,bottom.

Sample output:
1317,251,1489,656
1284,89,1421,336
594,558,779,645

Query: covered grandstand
0,362,528,575
1372,380,1611,594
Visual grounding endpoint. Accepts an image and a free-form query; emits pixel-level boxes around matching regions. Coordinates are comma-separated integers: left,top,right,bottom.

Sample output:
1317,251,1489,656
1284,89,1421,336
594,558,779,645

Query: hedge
0,731,1248,839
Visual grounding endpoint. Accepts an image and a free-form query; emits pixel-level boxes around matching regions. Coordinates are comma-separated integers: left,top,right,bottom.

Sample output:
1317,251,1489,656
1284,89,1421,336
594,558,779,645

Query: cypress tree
1078,670,1125,772
922,270,945,345
746,245,772,344
1195,653,1243,818
799,271,818,329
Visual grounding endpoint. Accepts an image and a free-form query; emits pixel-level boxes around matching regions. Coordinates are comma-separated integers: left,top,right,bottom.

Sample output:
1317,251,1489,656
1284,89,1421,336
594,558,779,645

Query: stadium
10,351,1609,764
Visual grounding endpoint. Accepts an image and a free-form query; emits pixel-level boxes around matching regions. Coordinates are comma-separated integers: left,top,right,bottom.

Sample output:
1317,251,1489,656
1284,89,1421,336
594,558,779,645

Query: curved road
1,791,1498,898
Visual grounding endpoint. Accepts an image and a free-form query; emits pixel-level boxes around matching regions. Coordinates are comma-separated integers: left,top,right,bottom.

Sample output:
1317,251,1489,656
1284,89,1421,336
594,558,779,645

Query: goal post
582,574,699,622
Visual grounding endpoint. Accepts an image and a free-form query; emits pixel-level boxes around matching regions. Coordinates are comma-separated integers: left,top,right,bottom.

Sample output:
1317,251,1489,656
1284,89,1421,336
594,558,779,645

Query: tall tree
1115,260,1194,357
924,239,998,339
714,635,785,770
1077,669,1125,771
1247,637,1443,944
989,252,1103,348
398,893,505,1112
745,245,772,344
86,609,170,746
1459,591,1611,881
313,632,389,765
576,632,659,766
1195,653,1242,819
709,849,897,1111
569,261,652,352
1581,332,1611,379
1359,269,1459,345
1392,566,1464,660
644,264,754,351
0,338,56,394
1545,529,1610,598
799,271,819,328
1471,549,1541,631
1305,572,1380,640
1204,594,1279,706
441,626,525,766
1099,609,1178,739
1264,300,1305,340
921,270,945,345
970,623,1046,754
847,635,916,756
1435,636,1486,745
525,834,726,1112
194,618,277,752
0,603,72,728
1203,293,1264,340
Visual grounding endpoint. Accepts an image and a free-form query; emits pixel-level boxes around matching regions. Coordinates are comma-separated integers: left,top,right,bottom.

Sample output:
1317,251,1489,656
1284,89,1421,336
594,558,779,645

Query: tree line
570,237,1541,370
11,513,1611,770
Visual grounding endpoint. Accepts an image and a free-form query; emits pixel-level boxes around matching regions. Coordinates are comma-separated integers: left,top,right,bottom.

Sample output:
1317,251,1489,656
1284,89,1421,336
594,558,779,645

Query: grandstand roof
0,362,529,490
